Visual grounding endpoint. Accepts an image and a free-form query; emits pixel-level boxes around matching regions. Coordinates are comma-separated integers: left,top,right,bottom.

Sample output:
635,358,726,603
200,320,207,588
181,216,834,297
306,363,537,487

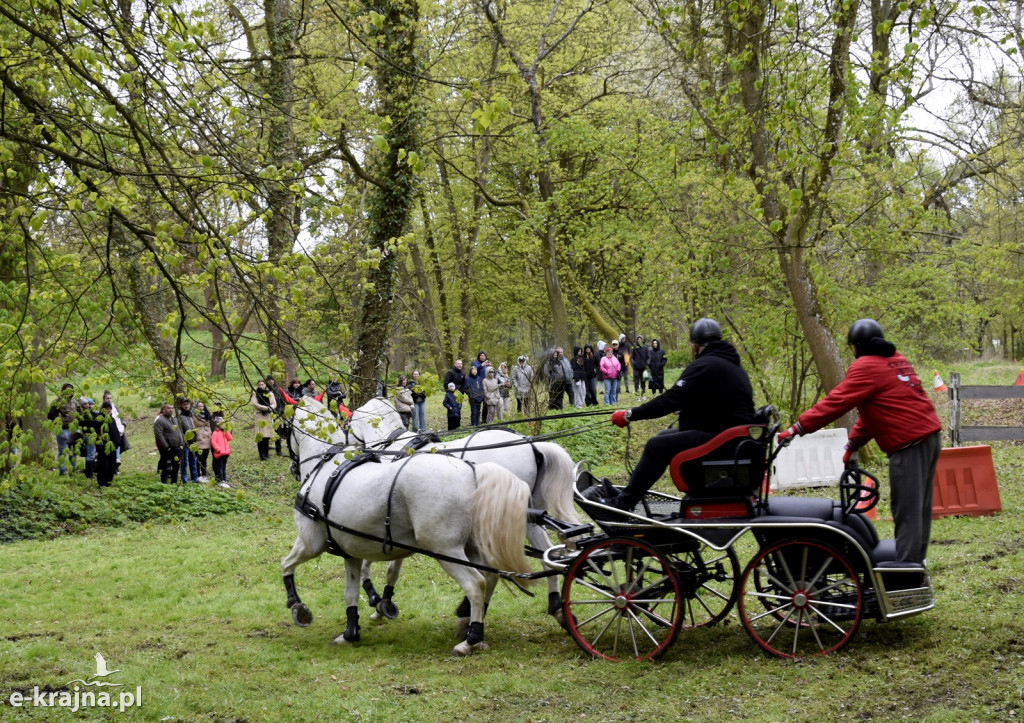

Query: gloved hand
842,443,855,467
610,410,630,428
777,424,801,443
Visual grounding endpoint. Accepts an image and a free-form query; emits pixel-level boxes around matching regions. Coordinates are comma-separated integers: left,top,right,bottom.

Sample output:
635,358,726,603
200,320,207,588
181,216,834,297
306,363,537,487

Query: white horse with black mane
346,397,580,627
281,397,535,655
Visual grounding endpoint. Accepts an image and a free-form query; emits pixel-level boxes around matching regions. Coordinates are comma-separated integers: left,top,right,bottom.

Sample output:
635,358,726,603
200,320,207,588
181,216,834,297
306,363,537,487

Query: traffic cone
933,371,947,392
1015,369,1024,387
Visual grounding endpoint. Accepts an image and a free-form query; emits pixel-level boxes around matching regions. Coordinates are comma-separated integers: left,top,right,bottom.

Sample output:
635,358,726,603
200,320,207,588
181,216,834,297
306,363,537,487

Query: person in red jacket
778,319,942,565
209,414,233,489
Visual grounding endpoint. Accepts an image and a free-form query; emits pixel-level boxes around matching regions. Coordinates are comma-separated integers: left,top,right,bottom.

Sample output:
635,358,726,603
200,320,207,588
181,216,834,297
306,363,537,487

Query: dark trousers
469,400,482,426
197,448,210,477
548,380,566,410
890,431,941,564
275,437,283,456
95,452,117,486
585,377,598,406
257,438,270,460
212,454,228,483
618,429,714,507
447,416,461,431
633,367,647,394
160,447,181,484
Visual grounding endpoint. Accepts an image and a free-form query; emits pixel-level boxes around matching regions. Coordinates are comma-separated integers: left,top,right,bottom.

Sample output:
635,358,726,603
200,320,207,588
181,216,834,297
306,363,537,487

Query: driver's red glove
777,423,802,443
610,410,630,428
842,443,854,466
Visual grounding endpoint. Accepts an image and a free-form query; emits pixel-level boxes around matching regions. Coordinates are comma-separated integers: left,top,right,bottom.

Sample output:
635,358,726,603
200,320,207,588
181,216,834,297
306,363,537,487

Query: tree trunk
351,0,421,406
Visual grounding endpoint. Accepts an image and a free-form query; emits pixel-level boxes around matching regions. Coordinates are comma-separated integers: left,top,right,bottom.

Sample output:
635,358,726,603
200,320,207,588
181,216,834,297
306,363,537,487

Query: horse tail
532,442,581,524
471,463,534,578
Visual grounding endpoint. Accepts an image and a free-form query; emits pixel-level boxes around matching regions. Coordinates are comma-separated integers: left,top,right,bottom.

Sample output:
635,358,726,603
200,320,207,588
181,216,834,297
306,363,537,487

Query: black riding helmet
847,318,884,347
689,318,722,344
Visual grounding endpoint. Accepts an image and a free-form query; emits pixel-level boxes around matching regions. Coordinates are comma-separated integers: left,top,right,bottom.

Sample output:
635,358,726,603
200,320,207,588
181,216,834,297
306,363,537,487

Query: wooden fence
948,372,1024,447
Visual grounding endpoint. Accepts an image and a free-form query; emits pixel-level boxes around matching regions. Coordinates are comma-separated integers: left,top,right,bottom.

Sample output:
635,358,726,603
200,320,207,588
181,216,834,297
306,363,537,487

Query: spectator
394,375,414,430
618,334,632,385
471,351,492,378
443,382,462,430
410,370,427,432
483,366,502,423
583,344,599,406
153,403,184,484
101,390,127,470
495,362,512,419
443,359,466,395
193,401,212,481
648,339,667,393
600,345,622,405
544,347,574,410
570,346,587,410
78,397,97,478
324,376,346,418
251,379,277,461
209,413,232,489
632,334,650,395
511,356,534,414
177,398,200,483
265,376,287,456
301,379,317,398
465,365,485,426
47,383,77,475
286,379,304,402
88,401,122,487
611,340,627,391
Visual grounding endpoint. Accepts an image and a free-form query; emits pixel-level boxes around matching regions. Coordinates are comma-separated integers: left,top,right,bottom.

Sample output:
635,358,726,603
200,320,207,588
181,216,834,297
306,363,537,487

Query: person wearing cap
610,340,626,400
176,397,200,483
599,345,621,405
511,356,534,414
777,319,942,565
631,334,650,396
442,382,462,430
598,318,756,511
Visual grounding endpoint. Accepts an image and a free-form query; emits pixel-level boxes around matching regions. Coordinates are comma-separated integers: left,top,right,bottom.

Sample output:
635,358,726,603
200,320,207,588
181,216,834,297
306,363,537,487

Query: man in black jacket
599,318,755,510
443,359,467,394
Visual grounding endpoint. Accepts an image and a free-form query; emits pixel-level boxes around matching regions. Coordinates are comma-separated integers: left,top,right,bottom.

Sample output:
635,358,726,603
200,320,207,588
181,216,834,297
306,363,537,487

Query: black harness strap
382,455,419,555
294,452,381,558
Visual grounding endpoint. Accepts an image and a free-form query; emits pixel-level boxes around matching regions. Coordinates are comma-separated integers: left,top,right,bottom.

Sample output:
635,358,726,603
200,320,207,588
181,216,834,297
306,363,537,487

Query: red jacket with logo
797,351,941,454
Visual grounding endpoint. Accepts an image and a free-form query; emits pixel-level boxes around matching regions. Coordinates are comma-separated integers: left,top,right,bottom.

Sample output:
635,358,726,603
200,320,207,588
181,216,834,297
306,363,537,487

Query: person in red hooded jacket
778,319,942,565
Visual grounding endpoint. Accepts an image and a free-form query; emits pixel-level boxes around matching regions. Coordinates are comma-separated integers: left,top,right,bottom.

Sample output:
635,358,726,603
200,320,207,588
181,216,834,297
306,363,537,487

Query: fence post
949,372,960,448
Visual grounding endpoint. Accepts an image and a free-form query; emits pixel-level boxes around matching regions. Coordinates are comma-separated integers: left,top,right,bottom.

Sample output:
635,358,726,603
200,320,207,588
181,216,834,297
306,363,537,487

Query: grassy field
2,365,1023,721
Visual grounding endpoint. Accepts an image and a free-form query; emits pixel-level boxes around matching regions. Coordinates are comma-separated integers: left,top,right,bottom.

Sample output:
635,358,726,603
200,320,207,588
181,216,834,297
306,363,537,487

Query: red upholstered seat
669,425,770,494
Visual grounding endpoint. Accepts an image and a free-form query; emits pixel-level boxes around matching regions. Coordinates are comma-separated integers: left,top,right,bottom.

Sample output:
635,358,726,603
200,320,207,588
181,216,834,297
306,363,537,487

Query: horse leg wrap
362,579,382,608
383,584,395,601
547,591,562,616
343,605,360,642
465,621,484,646
284,574,300,608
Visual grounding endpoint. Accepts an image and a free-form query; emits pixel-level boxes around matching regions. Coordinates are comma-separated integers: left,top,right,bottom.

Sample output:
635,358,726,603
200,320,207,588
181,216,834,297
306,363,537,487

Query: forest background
2,0,1024,468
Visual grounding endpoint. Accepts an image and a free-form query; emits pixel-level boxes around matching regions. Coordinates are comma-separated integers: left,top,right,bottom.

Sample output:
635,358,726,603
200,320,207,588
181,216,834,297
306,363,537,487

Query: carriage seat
669,424,771,496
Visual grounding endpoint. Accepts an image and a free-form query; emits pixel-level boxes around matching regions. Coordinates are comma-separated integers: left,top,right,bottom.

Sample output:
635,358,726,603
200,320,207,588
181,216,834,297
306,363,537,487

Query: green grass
2,363,1023,720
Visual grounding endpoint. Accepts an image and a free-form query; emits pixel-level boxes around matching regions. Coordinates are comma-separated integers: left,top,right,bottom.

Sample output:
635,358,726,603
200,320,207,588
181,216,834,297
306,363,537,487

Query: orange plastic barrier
932,446,1002,518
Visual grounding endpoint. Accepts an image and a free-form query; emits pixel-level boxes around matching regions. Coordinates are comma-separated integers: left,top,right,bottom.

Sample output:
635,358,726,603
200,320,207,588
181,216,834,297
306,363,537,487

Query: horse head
346,397,406,448
288,396,350,480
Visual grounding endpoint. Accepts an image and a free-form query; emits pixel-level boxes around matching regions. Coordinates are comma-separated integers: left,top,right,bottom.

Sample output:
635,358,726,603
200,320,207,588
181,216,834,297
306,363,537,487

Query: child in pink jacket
210,415,232,489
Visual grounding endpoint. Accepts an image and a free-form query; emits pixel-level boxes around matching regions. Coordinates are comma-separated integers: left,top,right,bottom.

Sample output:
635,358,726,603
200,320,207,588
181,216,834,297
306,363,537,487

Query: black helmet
689,318,722,344
847,318,884,347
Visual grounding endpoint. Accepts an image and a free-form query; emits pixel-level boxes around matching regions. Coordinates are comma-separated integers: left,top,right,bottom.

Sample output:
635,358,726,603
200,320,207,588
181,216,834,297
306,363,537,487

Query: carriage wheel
739,539,863,658
667,544,740,628
562,537,682,662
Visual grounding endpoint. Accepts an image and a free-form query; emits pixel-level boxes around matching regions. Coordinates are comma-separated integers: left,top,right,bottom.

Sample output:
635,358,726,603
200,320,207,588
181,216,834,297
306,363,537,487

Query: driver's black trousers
618,428,713,507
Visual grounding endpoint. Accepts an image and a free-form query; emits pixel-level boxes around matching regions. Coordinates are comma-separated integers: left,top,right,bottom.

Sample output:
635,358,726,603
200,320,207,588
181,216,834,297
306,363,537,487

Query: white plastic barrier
771,428,849,491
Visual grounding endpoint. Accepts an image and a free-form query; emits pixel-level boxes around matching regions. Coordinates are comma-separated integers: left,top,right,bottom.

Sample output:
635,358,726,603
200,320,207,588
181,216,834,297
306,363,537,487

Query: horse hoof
376,599,399,620
332,632,360,645
552,608,570,631
454,617,470,641
291,603,313,627
453,640,488,656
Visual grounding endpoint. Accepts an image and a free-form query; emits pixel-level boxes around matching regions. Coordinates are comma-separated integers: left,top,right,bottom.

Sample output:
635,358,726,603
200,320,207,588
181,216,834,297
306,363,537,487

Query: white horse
281,397,534,655
349,397,580,627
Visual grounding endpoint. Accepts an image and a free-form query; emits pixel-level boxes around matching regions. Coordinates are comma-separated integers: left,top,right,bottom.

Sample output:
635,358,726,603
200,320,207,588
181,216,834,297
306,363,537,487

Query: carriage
537,406,936,660
283,398,934,661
